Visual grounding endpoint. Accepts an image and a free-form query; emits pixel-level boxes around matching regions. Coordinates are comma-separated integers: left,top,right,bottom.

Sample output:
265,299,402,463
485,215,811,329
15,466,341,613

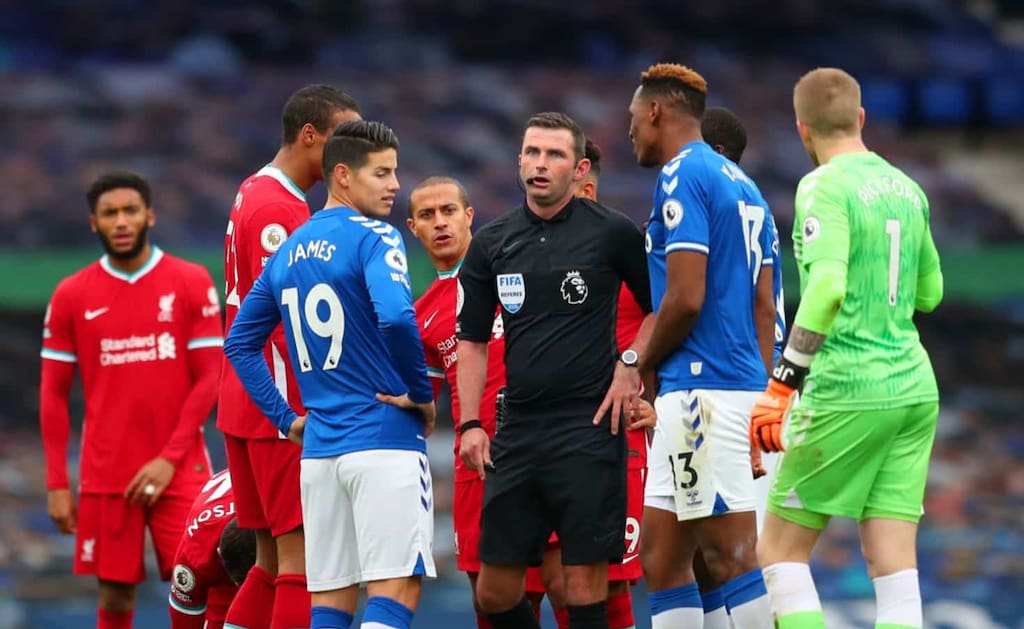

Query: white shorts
754,451,780,532
644,389,760,520
301,449,436,591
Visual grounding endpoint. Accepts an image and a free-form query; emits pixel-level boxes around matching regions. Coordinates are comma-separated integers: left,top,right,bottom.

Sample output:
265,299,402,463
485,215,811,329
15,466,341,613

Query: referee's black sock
487,597,540,629
568,600,609,629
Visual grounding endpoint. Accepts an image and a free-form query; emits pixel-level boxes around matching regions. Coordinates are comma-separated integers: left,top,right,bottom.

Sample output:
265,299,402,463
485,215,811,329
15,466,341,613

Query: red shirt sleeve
39,283,78,490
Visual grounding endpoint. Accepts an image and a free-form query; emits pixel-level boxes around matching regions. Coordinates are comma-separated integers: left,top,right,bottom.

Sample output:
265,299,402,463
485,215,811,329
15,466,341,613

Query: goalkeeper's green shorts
767,401,939,530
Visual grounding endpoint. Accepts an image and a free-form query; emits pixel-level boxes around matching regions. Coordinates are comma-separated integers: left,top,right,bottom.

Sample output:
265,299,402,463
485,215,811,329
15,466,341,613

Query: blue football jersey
224,206,433,459
646,141,775,392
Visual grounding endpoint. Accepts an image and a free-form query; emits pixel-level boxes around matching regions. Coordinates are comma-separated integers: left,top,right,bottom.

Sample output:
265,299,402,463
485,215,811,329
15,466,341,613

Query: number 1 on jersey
885,219,900,307
281,284,345,372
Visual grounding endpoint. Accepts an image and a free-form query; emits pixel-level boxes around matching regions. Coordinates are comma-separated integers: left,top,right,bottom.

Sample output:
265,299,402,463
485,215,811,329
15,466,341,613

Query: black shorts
479,432,627,567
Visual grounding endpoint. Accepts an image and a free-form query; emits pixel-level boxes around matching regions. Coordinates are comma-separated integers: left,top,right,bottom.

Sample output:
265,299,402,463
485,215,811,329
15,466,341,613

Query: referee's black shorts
479,425,627,567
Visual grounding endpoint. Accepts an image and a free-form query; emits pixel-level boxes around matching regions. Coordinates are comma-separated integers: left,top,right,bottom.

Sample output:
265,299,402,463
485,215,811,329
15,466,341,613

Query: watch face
622,349,638,365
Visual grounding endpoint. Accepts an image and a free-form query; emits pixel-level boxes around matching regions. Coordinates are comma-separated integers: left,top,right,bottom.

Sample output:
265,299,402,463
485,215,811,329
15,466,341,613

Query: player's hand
750,379,795,453
286,415,306,446
47,488,77,534
125,456,175,507
628,398,657,431
594,362,640,435
750,443,767,479
459,426,492,480
376,393,437,438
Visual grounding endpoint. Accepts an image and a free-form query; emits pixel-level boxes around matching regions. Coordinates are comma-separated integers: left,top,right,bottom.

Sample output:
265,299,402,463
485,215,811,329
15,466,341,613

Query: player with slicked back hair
226,119,436,629
752,67,943,629
218,84,360,629
629,63,776,628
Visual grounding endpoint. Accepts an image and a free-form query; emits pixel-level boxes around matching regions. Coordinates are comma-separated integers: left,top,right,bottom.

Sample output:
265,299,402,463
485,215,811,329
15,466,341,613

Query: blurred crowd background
0,1,1022,627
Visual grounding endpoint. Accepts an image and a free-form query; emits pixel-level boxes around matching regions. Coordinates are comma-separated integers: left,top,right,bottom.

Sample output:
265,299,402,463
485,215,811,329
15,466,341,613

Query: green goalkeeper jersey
793,151,941,410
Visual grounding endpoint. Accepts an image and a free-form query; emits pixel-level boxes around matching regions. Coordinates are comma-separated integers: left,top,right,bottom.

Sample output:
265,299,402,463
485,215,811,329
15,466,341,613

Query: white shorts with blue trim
644,389,760,520
300,449,436,591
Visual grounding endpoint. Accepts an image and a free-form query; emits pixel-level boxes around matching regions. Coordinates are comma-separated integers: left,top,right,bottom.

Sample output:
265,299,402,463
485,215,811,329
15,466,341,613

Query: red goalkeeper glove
750,379,795,453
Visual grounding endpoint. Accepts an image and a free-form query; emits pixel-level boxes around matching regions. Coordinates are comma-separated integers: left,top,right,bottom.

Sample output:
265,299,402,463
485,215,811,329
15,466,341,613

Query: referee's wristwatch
619,349,639,367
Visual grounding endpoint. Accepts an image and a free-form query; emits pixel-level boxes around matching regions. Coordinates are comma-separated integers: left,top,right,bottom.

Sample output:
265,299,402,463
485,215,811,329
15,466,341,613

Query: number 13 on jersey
281,283,345,372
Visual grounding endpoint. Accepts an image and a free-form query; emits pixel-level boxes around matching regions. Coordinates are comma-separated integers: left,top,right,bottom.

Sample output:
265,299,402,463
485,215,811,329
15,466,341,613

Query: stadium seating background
0,2,1021,627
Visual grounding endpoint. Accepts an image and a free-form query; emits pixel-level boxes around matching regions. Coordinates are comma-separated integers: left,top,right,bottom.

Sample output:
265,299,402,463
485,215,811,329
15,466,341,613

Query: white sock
762,562,822,618
873,569,922,627
703,606,729,629
653,607,704,629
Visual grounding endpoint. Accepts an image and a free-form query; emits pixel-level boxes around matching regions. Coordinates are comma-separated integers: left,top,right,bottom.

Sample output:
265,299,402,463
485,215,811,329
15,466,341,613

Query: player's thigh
702,389,760,513
247,437,304,537
608,466,644,583
544,451,627,566
863,402,939,523
149,490,202,580
299,456,359,591
347,450,436,584
453,478,485,574
75,494,146,584
479,450,549,568
223,434,268,530
769,404,902,528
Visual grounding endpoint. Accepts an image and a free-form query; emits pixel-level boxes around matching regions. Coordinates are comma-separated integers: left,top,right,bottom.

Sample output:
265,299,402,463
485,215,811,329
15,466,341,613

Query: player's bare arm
455,339,491,479
376,394,436,437
594,313,653,433
637,250,706,402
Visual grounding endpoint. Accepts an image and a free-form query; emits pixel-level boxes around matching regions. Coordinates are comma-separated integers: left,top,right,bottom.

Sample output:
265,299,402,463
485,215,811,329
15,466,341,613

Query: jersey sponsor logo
803,216,822,243
80,537,95,563
158,293,176,322
559,270,588,305
203,287,221,318
172,564,197,593
99,333,177,365
260,223,288,253
497,273,525,314
662,199,683,229
84,307,110,321
423,309,440,329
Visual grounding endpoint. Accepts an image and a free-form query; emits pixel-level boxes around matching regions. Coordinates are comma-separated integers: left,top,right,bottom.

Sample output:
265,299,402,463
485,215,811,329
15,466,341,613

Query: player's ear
464,205,475,227
300,122,318,147
146,207,156,228
573,157,591,182
89,213,98,233
334,162,351,189
858,106,866,130
649,98,661,124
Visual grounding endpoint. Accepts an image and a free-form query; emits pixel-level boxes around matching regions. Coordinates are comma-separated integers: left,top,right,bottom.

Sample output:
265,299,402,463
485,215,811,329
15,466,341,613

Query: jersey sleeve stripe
168,595,206,616
187,337,225,349
762,257,775,266
427,367,445,378
665,242,710,255
40,348,77,363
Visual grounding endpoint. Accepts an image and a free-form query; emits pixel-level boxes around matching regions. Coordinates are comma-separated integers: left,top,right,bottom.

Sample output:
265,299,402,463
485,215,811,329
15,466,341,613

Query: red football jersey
616,283,649,470
41,248,222,494
415,268,506,482
169,470,238,624
217,166,308,439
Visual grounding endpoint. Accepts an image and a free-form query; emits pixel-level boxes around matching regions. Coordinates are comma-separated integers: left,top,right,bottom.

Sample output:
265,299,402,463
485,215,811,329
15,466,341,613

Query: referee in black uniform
455,112,653,629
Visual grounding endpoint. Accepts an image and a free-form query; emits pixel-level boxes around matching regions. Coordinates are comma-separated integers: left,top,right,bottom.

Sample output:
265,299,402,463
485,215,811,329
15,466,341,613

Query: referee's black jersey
457,197,651,421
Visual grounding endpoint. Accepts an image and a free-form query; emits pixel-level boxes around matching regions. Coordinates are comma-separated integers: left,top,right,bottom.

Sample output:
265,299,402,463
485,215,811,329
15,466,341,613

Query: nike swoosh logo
621,554,639,564
84,307,109,320
423,310,439,329
501,240,522,254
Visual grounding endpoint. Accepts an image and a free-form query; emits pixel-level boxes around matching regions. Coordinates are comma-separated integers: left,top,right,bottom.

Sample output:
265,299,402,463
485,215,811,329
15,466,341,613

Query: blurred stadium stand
0,1,1021,627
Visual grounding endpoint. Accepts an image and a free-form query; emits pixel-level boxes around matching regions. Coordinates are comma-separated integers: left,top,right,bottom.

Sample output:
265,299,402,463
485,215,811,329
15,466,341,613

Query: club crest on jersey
260,223,288,253
803,216,822,243
497,273,525,314
385,248,408,273
172,564,196,593
158,292,176,322
662,199,683,229
560,270,588,305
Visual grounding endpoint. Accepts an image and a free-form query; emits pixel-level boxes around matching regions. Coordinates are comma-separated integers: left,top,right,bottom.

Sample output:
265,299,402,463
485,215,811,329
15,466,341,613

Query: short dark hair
86,170,151,213
322,120,400,180
639,63,708,118
218,519,256,587
524,112,586,162
701,107,748,164
281,84,360,145
408,176,470,217
583,138,602,178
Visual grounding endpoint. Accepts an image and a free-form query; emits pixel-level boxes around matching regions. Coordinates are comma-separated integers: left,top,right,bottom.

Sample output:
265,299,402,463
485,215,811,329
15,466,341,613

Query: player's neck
660,123,702,166
432,253,465,274
816,137,869,165
270,146,316,192
526,190,574,221
107,242,153,274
